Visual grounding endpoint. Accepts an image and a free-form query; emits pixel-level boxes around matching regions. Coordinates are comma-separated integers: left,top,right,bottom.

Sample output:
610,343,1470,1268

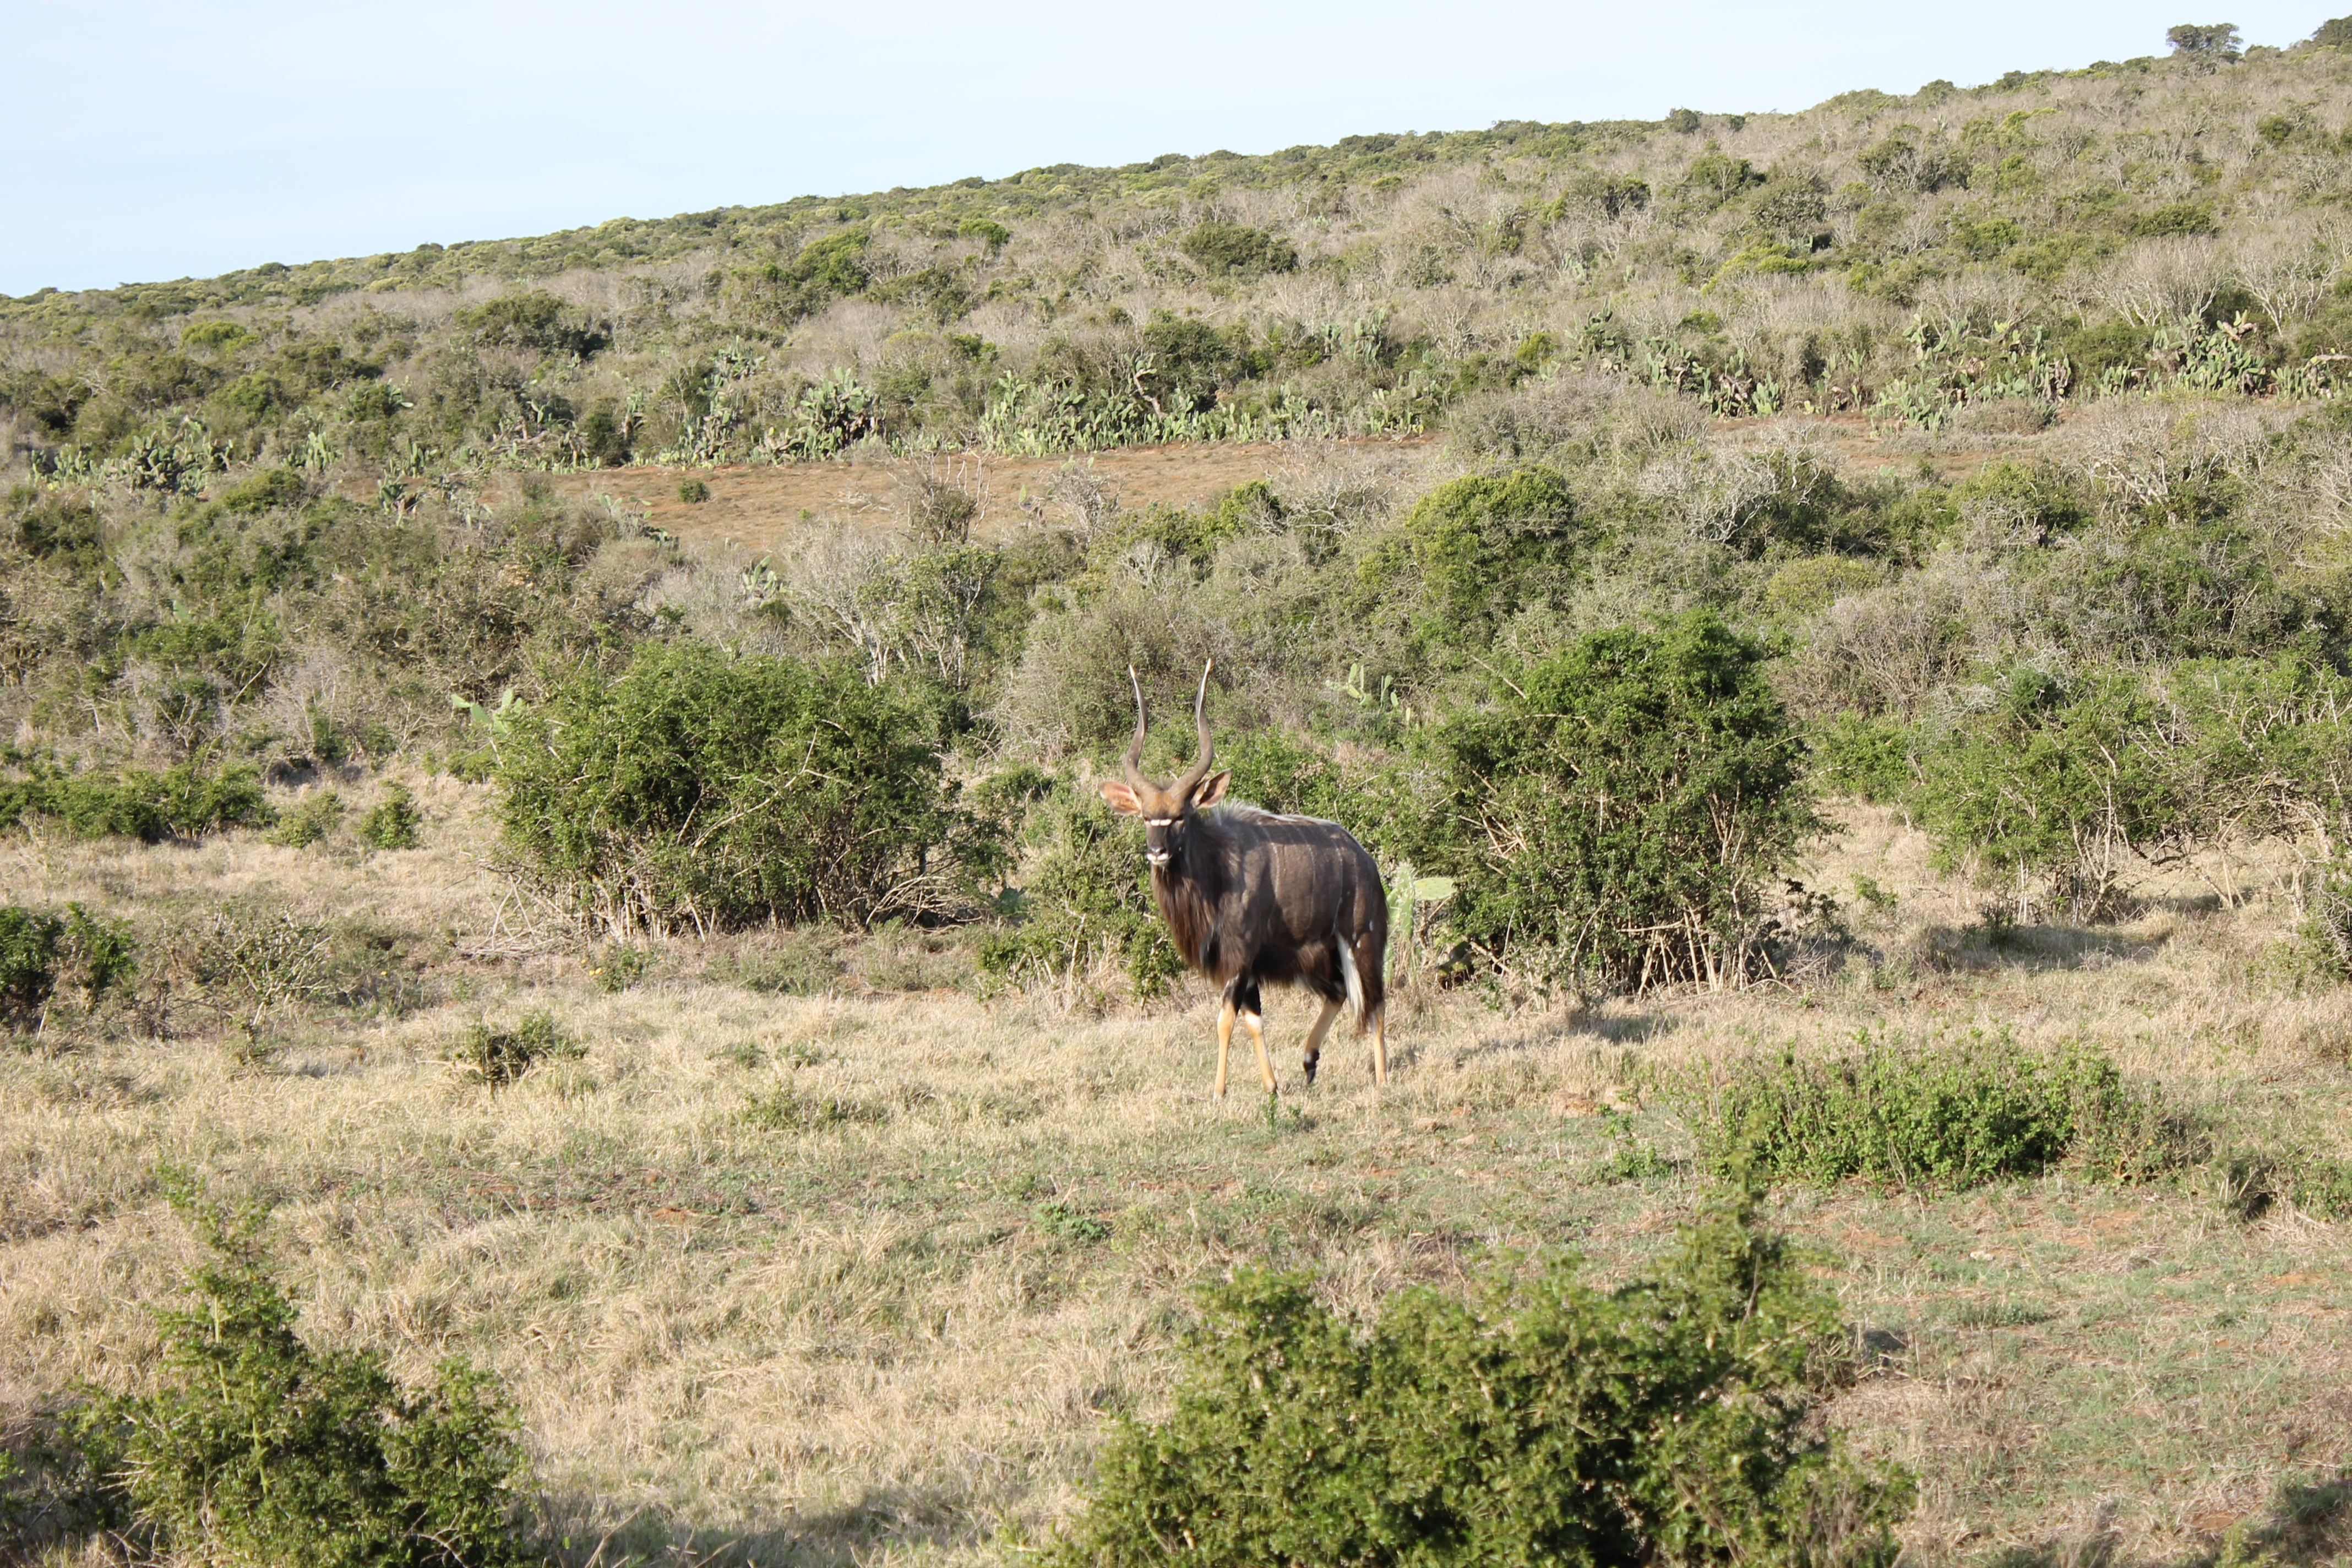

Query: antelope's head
1097,662,1228,872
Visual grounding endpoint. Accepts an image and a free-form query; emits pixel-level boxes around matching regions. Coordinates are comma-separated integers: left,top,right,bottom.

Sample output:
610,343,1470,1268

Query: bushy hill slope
8,25,2352,472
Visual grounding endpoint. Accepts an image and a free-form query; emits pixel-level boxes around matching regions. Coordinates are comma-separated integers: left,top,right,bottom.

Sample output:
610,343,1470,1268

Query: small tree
2166,21,2242,60
1423,614,1814,992
1363,465,1583,640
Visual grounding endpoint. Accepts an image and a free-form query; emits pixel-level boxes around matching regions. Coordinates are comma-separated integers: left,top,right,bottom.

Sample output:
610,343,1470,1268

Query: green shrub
77,1185,526,1568
589,944,655,992
1704,1031,2192,1190
0,758,271,842
1810,714,1914,802
975,782,1181,997
451,289,602,356
2296,861,2352,983
1178,221,1298,279
458,1011,582,1088
1051,1191,1912,1568
496,641,959,933
1422,614,1815,992
677,477,710,504
0,907,64,1030
1364,465,1583,635
1909,668,2178,922
0,903,139,1031
356,783,425,850
267,789,346,847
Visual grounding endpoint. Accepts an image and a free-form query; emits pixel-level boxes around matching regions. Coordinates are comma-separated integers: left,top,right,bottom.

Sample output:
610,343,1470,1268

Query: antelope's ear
1191,770,1231,809
1097,780,1143,816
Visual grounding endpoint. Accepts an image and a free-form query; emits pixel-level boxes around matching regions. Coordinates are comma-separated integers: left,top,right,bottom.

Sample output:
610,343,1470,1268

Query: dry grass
4,792,2352,1566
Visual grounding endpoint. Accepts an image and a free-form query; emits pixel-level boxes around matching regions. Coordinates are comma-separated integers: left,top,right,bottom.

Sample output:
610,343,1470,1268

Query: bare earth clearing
533,416,2048,554
4,776,2351,1567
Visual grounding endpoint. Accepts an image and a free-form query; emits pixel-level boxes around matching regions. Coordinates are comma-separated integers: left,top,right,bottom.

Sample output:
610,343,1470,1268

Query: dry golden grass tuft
4,790,2352,1565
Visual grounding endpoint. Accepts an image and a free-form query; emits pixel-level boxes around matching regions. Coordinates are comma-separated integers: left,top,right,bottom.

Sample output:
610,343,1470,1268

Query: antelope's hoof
1301,1059,1319,1086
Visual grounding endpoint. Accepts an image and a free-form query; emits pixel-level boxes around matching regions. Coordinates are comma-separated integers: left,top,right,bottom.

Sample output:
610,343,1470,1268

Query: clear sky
7,2,2343,297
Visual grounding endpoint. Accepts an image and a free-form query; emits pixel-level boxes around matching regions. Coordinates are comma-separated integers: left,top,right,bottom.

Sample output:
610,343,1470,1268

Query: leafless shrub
891,450,988,543
1047,459,1121,545
2087,237,2227,328
1634,432,1838,549
181,905,335,1052
2233,228,2341,332
2061,400,2289,515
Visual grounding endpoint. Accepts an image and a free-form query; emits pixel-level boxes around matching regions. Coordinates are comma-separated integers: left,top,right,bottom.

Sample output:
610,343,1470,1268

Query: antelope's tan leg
1215,997,1237,1099
1372,1005,1388,1086
1299,998,1343,1086
1242,1010,1276,1093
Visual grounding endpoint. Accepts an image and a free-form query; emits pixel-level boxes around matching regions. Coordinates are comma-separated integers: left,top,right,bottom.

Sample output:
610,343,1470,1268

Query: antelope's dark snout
1144,815,1180,870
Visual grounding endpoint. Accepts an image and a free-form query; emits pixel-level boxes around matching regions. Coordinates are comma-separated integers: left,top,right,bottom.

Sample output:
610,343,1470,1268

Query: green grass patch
742,1087,891,1131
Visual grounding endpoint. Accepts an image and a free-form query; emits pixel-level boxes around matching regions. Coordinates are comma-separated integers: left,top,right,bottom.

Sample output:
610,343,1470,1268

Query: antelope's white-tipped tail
1338,937,1365,1024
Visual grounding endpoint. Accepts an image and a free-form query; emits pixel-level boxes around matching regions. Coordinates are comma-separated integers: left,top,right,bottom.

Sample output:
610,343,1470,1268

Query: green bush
0,903,139,1031
1422,614,1815,992
496,641,959,933
0,758,271,842
77,1185,526,1568
677,477,710,504
1051,1191,1912,1568
589,944,655,992
451,289,602,356
1910,668,2178,922
1364,465,1583,635
1705,1031,2191,1191
975,781,1181,997
0,907,65,1030
1178,221,1298,279
356,783,425,850
458,1010,582,1088
268,789,346,847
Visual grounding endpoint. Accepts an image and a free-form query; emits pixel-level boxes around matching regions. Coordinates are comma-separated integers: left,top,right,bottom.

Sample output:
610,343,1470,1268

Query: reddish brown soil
543,439,1442,555
541,420,2044,556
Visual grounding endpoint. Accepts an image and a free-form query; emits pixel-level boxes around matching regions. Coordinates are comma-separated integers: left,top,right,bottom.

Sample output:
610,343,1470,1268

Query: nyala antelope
1098,663,1389,1096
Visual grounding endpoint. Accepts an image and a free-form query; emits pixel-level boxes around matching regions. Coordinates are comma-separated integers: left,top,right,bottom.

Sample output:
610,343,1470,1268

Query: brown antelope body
1099,665,1389,1096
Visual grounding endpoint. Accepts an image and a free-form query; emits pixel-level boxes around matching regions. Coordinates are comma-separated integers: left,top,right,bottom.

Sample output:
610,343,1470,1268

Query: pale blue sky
6,2,2341,296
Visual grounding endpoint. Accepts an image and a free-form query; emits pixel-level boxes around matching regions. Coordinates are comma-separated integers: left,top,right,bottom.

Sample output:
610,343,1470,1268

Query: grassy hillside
8,19,2352,1568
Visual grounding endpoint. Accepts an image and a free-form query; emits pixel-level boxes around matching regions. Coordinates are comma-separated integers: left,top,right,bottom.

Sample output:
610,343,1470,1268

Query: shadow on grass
1914,919,2165,976
1979,1471,2352,1568
542,1484,988,1567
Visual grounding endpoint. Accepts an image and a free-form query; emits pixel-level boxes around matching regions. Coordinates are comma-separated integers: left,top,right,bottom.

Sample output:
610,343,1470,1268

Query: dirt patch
542,438,1445,555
